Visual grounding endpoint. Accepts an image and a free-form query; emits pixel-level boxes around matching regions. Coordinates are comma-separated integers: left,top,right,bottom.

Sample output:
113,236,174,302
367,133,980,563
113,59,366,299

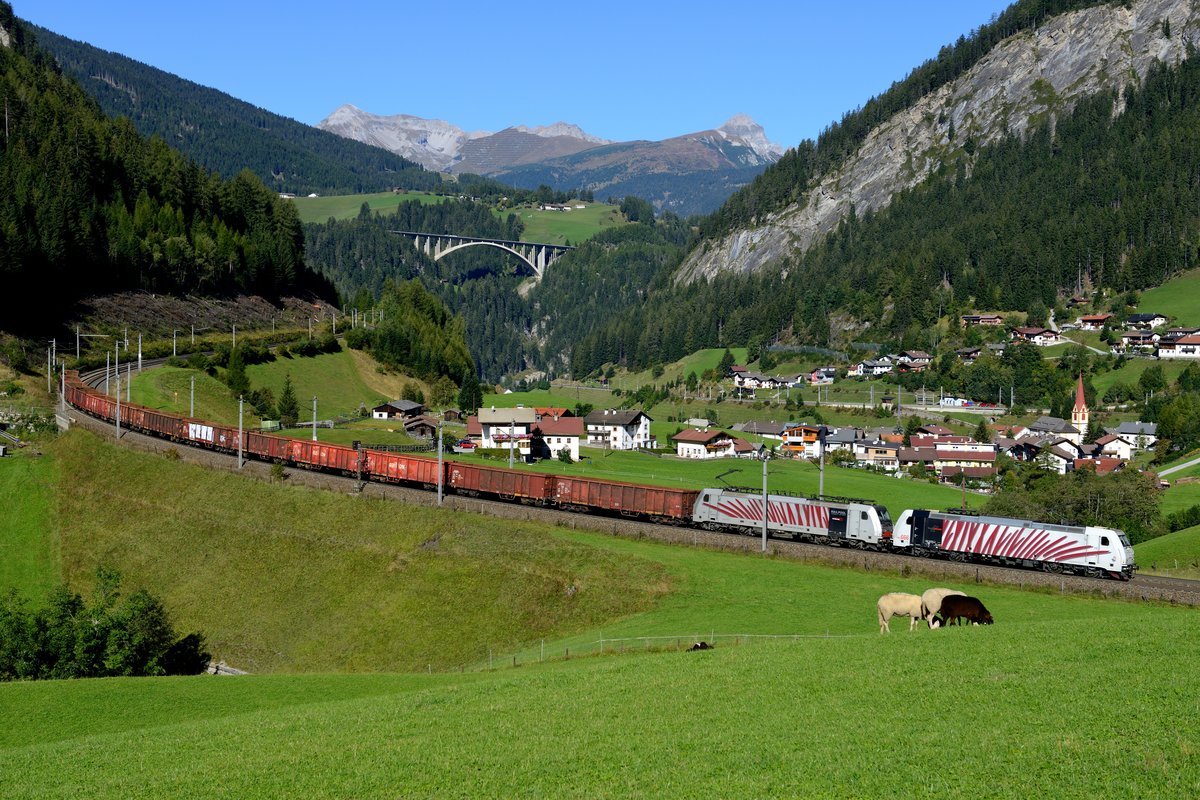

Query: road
1160,454,1200,477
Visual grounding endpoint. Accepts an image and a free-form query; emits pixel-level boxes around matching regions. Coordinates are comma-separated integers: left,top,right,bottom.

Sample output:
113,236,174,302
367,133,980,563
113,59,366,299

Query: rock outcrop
677,0,1200,284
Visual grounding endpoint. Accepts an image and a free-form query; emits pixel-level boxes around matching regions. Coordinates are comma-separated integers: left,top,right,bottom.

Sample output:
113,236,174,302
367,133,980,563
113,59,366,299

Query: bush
558,448,574,464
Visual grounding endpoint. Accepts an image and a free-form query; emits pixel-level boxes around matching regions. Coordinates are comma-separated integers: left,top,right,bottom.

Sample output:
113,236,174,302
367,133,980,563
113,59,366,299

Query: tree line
0,569,209,681
29,23,439,197
0,4,335,333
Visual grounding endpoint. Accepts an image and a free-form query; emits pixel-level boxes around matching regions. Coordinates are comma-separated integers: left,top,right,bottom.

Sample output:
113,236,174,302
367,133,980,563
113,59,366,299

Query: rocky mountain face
317,106,783,214
677,0,1200,283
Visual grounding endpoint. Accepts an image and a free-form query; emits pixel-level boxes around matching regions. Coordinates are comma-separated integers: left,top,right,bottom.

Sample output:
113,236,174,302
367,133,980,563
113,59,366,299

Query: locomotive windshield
875,506,893,529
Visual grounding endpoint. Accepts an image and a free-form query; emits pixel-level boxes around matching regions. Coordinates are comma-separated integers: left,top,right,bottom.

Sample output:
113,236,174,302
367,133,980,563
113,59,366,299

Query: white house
808,366,837,385
672,428,740,459
1094,434,1134,462
848,358,893,377
584,409,655,450
1112,421,1158,450
1127,313,1169,329
477,406,538,456
1157,333,1200,359
534,415,584,461
1012,327,1062,346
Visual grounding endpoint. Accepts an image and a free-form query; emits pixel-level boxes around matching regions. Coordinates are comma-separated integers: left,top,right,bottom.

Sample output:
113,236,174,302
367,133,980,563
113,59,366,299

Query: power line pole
437,420,444,506
508,418,515,469
238,396,244,469
137,333,142,373
115,368,121,439
761,451,769,553
190,375,195,417
312,396,318,442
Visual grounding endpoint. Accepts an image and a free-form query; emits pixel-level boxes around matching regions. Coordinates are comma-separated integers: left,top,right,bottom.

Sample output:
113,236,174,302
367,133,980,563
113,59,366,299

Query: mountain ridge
678,0,1200,283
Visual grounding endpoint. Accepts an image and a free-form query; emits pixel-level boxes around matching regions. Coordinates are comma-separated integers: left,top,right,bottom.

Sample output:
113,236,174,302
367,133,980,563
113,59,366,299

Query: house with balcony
584,409,655,450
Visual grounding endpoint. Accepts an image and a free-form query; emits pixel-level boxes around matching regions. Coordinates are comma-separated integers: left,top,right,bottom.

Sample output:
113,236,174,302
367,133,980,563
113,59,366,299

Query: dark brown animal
936,595,994,626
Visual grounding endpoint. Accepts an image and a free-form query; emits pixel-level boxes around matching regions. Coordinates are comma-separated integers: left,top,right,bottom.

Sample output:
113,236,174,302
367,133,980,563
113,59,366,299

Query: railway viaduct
390,231,574,279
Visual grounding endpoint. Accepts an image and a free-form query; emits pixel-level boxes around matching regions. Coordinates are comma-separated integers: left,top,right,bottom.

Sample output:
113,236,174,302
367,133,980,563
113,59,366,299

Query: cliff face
677,0,1200,284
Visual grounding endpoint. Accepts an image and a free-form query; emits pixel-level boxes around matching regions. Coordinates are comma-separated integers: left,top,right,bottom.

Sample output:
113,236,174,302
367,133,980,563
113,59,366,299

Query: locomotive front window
876,508,893,528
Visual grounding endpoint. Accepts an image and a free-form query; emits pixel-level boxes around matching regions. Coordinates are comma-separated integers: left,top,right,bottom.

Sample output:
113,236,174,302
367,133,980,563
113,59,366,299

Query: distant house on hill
961,314,1004,326
372,399,425,420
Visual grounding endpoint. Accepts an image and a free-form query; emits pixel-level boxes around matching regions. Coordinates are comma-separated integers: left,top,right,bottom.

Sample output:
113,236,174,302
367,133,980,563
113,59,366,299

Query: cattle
877,592,924,633
921,588,966,628
936,595,994,627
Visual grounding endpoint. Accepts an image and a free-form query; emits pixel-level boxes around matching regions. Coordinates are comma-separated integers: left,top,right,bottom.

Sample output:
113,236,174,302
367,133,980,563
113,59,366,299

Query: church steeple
1071,372,1089,437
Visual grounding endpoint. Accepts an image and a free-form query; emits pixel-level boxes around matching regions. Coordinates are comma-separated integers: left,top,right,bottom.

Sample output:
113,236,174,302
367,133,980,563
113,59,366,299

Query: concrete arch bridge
391,231,574,279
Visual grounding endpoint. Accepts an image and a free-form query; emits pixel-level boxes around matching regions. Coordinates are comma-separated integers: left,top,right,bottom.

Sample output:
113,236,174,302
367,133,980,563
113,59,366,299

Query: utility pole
126,364,131,402
761,451,769,553
173,329,178,357
238,396,244,469
137,333,142,372
115,369,121,439
46,346,51,394
115,342,120,399
312,397,318,442
818,425,827,498
308,318,312,341
508,418,515,468
191,324,195,346
105,352,110,396
437,420,444,506
190,375,195,417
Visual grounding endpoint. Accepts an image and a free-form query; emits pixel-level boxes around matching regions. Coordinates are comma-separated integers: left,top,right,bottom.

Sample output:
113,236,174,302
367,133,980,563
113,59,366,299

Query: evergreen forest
29,24,439,197
0,4,335,333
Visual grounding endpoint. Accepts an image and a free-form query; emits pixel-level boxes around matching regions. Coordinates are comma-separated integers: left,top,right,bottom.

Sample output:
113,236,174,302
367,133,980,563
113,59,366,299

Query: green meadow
1136,266,1200,326
1136,524,1200,578
495,201,627,244
288,190,446,224
5,415,1199,797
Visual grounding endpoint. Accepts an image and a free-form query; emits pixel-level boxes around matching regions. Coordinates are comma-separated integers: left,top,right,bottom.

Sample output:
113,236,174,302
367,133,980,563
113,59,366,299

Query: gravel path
65,408,1200,608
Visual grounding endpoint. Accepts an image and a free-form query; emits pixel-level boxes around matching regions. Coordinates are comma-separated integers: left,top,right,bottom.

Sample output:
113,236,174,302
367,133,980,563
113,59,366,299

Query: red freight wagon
448,462,553,503
365,451,442,485
140,408,184,439
289,440,360,474
245,431,291,461
552,476,699,522
82,391,116,422
183,419,239,451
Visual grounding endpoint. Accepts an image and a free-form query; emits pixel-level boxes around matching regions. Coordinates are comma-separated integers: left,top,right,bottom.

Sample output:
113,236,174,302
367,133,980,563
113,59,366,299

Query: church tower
1071,373,1089,438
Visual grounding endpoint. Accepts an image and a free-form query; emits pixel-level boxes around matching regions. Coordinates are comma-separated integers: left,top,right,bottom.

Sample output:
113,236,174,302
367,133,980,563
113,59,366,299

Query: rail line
59,397,1200,607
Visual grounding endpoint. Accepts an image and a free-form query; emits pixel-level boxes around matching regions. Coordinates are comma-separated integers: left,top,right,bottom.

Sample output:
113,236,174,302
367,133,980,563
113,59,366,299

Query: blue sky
22,1,1012,148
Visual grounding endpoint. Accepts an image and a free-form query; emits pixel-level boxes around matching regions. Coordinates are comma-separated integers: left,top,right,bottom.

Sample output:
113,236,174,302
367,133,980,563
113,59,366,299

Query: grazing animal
689,641,712,651
877,592,924,633
937,595,994,627
921,588,966,628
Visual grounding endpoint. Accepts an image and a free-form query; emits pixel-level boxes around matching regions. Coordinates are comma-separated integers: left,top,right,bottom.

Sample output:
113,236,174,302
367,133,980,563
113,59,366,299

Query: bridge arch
434,240,540,277
390,230,574,281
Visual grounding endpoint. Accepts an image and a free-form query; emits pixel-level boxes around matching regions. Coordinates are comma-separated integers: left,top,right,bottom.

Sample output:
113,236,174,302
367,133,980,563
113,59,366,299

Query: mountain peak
717,114,783,158
512,122,612,144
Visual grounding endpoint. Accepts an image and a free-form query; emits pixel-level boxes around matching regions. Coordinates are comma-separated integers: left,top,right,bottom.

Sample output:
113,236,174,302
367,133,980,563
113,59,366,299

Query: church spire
1071,372,1089,437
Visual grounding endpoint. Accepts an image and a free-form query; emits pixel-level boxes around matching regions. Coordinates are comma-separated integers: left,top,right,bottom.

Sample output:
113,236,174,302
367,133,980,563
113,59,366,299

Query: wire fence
446,631,868,674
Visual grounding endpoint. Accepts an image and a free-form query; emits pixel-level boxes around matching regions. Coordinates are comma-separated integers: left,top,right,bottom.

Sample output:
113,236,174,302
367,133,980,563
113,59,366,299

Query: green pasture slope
1136,266,1200,326
289,190,446,224
1136,524,1200,578
3,530,1197,797
497,201,626,245
32,429,668,673
0,451,59,600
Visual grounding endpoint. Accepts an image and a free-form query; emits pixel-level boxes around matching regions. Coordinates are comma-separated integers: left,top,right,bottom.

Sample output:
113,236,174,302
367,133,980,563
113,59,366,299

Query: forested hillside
570,49,1200,375
29,24,439,196
700,0,1110,241
0,4,334,333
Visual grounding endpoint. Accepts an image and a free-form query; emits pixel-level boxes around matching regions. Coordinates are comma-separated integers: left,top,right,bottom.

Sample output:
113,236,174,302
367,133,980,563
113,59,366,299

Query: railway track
62,403,1200,607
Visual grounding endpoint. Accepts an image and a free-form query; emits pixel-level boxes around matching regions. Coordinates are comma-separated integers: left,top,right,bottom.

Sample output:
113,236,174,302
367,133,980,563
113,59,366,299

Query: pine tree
458,368,482,413
277,374,299,427
973,419,991,443
225,347,250,398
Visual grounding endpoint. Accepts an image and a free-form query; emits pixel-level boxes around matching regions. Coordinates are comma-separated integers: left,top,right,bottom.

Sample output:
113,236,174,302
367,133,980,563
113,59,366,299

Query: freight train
63,371,1135,581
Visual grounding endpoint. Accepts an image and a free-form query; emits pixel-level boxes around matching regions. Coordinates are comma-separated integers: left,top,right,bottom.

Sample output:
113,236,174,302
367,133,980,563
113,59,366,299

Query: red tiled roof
536,416,584,437
535,407,571,418
1074,458,1124,475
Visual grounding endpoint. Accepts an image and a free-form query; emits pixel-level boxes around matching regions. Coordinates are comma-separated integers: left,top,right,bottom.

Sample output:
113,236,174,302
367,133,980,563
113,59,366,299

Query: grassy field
0,450,59,600
1136,524,1200,578
288,191,447,224
246,350,394,418
1089,357,1189,396
129,365,251,424
496,202,626,245
23,429,669,673
1136,266,1200,326
2,569,1196,797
